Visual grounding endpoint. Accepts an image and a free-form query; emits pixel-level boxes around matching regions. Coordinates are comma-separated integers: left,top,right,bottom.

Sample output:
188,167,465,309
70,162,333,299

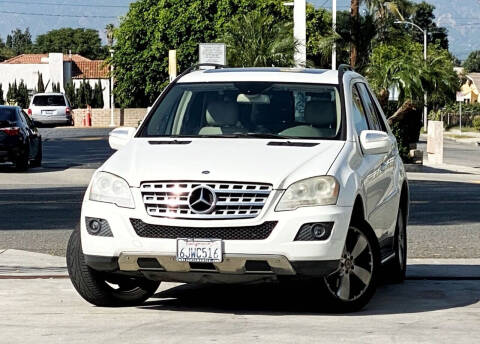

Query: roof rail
176,63,228,80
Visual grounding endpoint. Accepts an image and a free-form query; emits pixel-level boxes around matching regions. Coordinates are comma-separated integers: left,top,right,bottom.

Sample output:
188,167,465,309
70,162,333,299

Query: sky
0,0,478,60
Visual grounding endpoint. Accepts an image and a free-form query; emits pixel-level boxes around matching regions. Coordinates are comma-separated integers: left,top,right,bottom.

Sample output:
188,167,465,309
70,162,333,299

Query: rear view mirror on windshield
236,94,270,104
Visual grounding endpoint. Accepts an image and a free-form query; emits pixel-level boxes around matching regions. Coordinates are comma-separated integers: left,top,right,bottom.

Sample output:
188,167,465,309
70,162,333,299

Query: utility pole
109,49,115,127
293,0,306,67
332,0,337,70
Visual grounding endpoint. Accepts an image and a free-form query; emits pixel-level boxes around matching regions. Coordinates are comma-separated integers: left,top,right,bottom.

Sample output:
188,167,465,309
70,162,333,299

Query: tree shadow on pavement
139,268,480,316
409,180,480,225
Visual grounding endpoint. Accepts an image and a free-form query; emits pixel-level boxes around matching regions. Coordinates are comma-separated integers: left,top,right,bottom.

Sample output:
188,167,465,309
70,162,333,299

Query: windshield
33,95,66,106
140,82,342,139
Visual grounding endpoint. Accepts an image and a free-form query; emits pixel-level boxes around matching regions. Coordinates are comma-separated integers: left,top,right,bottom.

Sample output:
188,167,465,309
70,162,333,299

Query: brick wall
72,108,148,127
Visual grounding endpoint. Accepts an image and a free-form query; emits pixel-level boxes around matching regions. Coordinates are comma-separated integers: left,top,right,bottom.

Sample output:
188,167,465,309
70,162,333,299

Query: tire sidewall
321,222,380,312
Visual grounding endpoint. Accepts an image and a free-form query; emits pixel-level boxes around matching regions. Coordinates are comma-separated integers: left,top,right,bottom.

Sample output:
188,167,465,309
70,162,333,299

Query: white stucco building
0,53,111,108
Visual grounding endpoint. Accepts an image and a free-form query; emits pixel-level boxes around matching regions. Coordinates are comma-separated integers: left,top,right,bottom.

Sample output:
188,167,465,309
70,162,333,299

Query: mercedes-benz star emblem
188,185,217,214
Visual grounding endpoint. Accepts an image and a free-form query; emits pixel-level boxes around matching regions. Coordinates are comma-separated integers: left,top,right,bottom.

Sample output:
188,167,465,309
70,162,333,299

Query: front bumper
85,253,340,283
80,194,353,280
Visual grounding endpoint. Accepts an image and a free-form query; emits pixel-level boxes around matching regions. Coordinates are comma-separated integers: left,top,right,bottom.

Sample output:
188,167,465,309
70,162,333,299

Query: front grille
140,181,272,219
130,218,277,240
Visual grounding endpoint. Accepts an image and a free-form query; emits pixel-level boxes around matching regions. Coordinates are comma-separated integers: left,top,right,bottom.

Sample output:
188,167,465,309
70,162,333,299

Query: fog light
88,220,101,234
311,224,326,239
85,217,113,237
294,222,334,241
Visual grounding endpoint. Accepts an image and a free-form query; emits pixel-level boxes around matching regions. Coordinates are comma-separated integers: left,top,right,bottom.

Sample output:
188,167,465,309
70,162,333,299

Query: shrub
473,115,480,131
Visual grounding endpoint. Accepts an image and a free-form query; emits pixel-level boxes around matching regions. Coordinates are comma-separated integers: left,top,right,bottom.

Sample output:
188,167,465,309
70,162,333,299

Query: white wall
48,53,64,92
72,78,111,109
0,64,50,100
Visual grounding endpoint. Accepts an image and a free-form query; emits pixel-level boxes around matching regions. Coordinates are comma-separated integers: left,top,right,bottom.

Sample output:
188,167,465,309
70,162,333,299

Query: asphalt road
0,128,479,258
418,138,480,168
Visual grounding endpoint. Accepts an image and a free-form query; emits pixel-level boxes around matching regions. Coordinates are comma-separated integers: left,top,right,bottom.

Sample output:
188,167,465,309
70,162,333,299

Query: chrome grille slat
140,181,272,219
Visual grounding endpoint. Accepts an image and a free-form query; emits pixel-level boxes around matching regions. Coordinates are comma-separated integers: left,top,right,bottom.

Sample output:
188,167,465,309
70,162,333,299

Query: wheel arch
350,194,381,250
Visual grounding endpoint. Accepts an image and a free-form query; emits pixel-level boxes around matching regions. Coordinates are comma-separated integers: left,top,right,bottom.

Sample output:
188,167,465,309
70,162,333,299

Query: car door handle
380,161,388,171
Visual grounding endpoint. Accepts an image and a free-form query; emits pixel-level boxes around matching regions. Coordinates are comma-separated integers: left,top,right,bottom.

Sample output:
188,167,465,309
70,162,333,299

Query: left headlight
276,176,339,211
89,172,135,209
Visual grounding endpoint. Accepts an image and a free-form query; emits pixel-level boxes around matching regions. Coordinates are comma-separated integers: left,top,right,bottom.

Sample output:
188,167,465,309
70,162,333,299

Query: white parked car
67,65,409,312
28,93,74,126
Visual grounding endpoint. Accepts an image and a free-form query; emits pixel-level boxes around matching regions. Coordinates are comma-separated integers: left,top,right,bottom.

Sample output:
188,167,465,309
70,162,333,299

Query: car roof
178,67,342,84
33,93,65,96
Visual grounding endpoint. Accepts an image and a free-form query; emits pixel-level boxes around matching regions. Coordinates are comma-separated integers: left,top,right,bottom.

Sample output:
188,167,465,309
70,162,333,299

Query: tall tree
65,81,77,108
37,73,45,93
0,83,4,105
106,24,115,47
463,50,480,73
221,11,296,67
6,28,33,55
350,0,360,67
112,0,289,107
92,79,104,108
34,28,108,60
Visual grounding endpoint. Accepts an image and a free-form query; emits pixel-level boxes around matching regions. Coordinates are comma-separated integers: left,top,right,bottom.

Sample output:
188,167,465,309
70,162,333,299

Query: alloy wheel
324,226,374,302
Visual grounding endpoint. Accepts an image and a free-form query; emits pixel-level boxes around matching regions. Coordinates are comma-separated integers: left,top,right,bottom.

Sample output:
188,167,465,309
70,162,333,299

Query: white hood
102,138,345,189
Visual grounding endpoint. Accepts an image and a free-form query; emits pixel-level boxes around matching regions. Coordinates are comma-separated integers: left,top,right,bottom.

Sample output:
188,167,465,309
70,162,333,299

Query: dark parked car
0,105,42,170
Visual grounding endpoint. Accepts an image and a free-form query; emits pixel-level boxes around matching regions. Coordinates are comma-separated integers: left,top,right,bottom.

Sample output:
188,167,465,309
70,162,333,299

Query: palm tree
221,11,297,67
350,0,360,67
106,24,115,47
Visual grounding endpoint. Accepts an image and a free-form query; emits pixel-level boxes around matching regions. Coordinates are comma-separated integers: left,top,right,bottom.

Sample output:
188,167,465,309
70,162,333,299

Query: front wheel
66,229,160,307
320,224,380,312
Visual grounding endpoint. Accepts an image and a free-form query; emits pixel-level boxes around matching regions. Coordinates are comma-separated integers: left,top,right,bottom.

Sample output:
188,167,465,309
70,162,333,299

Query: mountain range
0,0,478,60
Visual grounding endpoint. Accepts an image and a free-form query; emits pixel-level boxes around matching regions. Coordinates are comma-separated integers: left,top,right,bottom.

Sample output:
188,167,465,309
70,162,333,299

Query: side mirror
359,130,392,155
109,127,136,150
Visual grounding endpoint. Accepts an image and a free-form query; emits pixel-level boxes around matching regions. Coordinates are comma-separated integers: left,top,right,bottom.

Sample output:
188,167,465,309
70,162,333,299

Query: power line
0,0,129,7
0,10,118,18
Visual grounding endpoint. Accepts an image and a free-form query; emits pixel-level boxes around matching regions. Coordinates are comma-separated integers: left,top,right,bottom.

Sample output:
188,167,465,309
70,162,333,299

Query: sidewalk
1,250,479,344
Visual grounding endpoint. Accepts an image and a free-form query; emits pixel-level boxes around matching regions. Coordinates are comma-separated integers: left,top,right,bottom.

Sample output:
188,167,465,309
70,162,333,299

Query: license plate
176,238,223,263
42,110,55,115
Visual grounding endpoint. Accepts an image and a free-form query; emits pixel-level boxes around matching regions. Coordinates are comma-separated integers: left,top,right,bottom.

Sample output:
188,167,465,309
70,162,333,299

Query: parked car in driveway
28,93,74,126
0,105,42,170
67,65,409,312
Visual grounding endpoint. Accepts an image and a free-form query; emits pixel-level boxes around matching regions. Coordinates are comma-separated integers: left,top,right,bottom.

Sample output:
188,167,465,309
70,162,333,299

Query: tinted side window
22,111,35,128
351,85,369,134
357,83,383,132
365,86,388,132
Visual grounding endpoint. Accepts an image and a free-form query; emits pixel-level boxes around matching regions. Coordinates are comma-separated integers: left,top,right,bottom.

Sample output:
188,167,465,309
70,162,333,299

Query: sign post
456,91,467,135
199,43,226,66
169,50,177,82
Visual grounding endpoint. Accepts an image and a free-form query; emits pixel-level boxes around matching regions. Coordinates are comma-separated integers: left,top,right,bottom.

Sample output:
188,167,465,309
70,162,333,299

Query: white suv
67,65,409,312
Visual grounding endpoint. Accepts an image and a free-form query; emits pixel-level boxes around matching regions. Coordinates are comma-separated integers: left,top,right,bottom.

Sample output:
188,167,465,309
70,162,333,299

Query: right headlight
275,176,339,211
89,172,135,209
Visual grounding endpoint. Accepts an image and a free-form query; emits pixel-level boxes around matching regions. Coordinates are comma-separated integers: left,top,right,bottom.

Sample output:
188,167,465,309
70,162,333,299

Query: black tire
384,208,407,283
319,223,380,313
14,146,29,171
30,141,42,168
66,229,160,307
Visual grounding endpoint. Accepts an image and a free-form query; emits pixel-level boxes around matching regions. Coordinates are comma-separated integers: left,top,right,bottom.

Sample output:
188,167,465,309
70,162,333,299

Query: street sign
199,43,226,66
456,91,468,102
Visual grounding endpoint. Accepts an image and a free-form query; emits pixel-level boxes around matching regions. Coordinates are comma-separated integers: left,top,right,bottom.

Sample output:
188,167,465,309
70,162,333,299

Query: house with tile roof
460,73,480,104
0,53,111,108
